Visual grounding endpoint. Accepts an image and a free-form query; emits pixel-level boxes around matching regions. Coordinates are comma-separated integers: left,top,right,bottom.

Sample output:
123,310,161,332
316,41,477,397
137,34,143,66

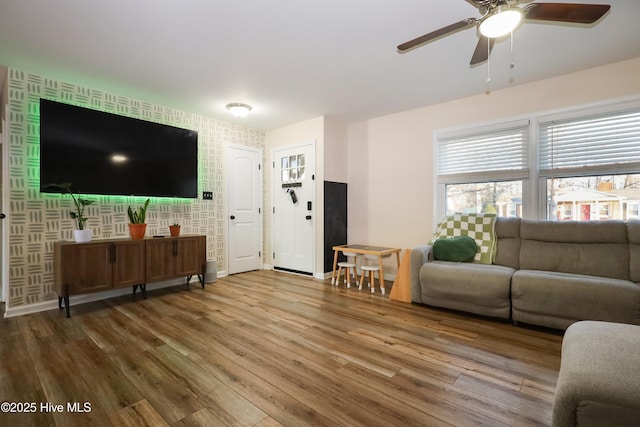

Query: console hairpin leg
59,284,71,318
132,283,147,299
184,274,205,289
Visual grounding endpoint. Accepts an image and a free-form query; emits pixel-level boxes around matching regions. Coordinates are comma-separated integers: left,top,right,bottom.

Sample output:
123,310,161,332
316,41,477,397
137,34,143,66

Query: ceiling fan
397,1,611,65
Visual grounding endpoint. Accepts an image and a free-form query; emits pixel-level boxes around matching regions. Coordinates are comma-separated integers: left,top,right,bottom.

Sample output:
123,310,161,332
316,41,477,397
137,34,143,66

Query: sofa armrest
410,245,433,303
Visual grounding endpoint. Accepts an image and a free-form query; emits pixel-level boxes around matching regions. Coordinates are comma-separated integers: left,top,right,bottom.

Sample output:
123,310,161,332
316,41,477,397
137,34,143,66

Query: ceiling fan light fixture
226,102,252,118
479,7,523,38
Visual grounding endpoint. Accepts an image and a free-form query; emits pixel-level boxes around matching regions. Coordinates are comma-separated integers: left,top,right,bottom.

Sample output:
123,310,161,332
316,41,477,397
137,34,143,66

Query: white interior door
272,142,315,274
227,145,262,275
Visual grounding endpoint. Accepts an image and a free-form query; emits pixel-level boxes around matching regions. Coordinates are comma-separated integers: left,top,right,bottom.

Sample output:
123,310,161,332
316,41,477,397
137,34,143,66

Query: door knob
230,215,236,220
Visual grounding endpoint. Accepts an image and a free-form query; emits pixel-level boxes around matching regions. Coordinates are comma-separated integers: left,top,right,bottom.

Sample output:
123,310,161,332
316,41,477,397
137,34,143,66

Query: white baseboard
5,300,58,318
4,269,397,318
4,277,201,318
265,267,395,282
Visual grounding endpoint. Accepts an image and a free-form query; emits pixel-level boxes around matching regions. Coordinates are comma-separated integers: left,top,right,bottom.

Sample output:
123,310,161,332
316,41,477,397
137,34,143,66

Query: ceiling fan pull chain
510,30,516,70
509,30,516,83
486,39,492,84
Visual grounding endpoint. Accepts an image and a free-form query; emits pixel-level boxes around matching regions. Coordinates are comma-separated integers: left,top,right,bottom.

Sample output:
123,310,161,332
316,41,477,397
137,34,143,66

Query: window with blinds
436,120,529,217
434,98,640,221
539,107,640,177
437,121,529,184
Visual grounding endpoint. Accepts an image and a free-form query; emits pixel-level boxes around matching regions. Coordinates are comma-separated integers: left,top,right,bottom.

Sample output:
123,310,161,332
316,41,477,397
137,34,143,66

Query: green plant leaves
127,199,150,224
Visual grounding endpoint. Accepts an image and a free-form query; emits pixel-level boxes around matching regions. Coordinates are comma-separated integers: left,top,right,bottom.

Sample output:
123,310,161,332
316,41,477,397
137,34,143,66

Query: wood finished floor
0,270,563,426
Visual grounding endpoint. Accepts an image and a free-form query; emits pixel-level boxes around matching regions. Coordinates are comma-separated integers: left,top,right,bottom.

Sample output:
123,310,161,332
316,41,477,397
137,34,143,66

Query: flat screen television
39,99,198,198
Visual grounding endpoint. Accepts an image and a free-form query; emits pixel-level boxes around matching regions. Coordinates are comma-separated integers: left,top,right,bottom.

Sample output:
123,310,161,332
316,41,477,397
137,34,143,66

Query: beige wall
323,118,348,183
347,56,640,276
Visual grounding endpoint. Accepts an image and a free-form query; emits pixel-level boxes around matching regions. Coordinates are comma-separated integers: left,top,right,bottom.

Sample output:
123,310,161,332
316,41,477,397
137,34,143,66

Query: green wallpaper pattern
6,68,264,308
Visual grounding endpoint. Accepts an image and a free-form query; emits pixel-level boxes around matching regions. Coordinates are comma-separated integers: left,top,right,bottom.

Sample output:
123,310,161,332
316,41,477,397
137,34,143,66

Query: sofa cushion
432,236,477,262
519,240,629,281
520,219,628,243
553,321,640,427
627,220,640,282
512,270,640,329
519,219,629,281
494,217,521,269
433,213,497,264
419,261,514,319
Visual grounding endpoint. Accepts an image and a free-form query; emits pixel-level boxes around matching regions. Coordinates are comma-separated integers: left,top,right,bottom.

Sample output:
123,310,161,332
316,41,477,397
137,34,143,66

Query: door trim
226,144,264,275
271,141,316,276
1,116,7,308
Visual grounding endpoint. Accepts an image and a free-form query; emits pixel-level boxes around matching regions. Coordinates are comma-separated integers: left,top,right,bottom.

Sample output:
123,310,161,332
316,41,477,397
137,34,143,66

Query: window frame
435,118,531,220
627,201,640,219
434,96,640,223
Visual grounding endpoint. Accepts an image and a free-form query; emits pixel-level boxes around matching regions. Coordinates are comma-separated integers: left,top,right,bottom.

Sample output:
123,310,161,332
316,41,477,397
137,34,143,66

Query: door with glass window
272,143,315,275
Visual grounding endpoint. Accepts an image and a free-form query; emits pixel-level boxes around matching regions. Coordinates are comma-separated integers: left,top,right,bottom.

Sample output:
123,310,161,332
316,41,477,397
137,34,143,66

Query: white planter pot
74,229,93,243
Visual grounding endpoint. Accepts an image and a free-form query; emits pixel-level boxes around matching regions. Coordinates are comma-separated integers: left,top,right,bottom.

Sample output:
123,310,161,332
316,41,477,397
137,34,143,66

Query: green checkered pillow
431,213,497,264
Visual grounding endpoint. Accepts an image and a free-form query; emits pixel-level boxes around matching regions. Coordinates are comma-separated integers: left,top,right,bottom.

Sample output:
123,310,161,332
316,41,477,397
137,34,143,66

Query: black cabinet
324,181,347,273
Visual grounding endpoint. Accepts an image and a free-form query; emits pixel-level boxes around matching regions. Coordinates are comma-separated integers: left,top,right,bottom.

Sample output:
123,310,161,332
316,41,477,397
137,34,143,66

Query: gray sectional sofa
552,321,640,427
411,217,640,330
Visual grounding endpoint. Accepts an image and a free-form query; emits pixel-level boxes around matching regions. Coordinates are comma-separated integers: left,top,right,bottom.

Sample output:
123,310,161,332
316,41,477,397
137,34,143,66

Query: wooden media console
54,235,206,317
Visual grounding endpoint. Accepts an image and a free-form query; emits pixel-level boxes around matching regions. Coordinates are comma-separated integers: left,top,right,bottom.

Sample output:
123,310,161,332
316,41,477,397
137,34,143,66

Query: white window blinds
539,107,640,177
437,121,529,184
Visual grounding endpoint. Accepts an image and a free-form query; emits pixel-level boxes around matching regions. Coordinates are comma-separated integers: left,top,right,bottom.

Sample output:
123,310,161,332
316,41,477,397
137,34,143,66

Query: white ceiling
1,1,638,130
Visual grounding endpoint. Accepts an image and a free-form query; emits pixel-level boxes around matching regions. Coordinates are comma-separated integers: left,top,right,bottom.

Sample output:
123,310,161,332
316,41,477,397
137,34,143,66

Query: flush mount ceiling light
226,103,252,118
479,6,523,38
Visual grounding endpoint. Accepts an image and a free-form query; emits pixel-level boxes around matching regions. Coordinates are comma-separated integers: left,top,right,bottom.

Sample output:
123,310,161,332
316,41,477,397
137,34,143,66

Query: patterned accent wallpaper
6,68,264,308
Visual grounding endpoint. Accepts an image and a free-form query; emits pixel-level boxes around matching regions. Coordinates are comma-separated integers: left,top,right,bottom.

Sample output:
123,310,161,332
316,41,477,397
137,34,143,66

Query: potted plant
43,182,95,242
169,223,181,237
127,198,150,240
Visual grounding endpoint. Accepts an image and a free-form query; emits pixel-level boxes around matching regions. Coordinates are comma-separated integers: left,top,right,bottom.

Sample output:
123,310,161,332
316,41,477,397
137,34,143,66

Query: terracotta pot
169,225,181,237
128,223,147,240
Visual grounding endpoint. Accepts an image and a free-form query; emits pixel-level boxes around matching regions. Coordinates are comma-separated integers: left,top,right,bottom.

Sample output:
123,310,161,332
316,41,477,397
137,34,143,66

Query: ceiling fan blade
398,18,476,52
525,3,611,24
470,36,494,65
